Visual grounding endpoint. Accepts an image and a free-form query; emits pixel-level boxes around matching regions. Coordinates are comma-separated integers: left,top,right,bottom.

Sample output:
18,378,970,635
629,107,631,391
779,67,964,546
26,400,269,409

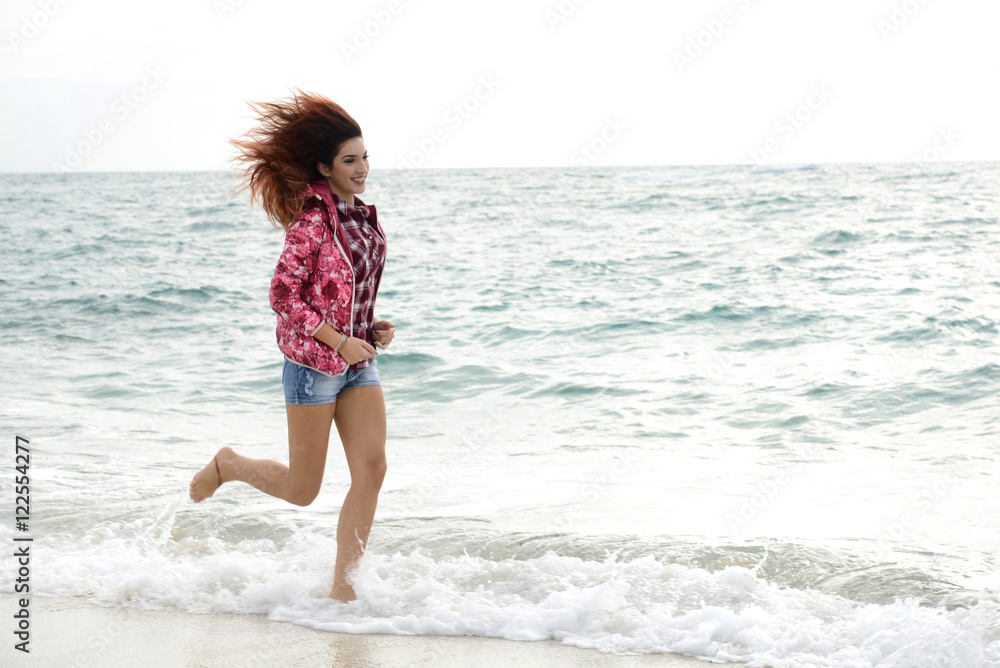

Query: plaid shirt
331,192,386,370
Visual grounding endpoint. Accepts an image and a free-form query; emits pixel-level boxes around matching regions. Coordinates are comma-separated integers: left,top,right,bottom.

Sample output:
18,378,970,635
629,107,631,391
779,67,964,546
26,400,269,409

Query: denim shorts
282,358,381,405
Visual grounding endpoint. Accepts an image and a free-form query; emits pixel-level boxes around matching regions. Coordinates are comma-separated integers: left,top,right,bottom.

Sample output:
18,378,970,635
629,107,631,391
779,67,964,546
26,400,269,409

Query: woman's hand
337,336,377,365
372,319,395,349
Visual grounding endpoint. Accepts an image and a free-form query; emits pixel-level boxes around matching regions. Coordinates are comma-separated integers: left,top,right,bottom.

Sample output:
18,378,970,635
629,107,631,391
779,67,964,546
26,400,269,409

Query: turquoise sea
2,162,999,666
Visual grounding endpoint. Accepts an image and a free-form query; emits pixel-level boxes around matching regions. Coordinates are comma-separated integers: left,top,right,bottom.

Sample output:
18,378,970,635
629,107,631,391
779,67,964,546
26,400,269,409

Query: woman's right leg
189,402,336,506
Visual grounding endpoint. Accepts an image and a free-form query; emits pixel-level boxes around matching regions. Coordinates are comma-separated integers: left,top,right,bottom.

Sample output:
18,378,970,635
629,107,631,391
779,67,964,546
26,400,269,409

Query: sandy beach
4,595,723,667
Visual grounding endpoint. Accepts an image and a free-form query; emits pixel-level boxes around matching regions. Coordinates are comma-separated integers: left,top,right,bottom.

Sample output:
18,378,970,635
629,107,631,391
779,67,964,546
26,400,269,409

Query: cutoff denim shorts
282,358,381,405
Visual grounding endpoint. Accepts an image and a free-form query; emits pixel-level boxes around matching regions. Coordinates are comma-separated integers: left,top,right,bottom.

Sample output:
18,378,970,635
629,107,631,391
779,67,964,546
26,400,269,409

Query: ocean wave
749,164,817,174
11,518,998,667
613,169,734,181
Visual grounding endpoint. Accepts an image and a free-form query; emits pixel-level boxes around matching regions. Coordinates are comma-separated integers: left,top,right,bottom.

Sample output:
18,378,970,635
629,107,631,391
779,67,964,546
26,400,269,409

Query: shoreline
2,595,729,667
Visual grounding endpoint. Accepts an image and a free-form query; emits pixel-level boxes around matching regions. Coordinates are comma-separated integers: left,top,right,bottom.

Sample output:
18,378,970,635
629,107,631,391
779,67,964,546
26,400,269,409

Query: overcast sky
1,0,998,172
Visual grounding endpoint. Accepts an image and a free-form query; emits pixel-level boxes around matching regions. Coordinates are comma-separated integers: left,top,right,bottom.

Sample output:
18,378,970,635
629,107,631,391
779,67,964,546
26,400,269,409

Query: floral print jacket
269,180,383,377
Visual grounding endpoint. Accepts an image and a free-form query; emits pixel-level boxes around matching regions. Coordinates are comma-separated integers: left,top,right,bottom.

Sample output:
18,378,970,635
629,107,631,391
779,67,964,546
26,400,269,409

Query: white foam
6,519,997,667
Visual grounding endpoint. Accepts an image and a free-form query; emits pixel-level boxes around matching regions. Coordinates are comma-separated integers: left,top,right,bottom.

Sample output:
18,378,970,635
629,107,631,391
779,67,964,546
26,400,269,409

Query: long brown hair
230,90,362,231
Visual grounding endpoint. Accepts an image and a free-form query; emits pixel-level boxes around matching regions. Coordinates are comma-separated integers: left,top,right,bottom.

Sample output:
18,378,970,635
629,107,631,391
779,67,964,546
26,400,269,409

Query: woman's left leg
329,384,387,601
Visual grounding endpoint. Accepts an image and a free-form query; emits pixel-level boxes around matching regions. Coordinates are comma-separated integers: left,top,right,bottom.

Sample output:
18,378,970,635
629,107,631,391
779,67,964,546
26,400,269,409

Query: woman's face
319,136,368,204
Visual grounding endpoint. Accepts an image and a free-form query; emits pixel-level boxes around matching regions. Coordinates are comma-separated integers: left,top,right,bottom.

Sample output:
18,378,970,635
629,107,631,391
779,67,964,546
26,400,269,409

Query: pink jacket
269,180,383,377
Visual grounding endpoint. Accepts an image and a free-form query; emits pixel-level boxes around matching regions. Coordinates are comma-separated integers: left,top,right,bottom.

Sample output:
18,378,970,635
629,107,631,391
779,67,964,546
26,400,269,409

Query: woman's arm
269,208,326,337
314,322,375,364
372,317,395,349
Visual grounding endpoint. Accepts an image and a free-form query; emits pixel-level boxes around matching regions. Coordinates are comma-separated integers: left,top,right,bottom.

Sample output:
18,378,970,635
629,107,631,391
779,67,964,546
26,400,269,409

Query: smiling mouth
351,177,366,185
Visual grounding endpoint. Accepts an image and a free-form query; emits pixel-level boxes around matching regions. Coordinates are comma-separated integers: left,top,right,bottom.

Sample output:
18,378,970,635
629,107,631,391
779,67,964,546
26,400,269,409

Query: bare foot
330,582,356,602
189,447,231,502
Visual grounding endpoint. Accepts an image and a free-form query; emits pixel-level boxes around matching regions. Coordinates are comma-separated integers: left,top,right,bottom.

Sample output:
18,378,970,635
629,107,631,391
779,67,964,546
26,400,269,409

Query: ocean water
1,162,999,667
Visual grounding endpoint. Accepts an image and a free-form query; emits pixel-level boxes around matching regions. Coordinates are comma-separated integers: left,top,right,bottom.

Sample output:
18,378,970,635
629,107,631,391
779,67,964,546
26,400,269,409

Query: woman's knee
288,482,323,507
355,456,386,489
369,455,387,487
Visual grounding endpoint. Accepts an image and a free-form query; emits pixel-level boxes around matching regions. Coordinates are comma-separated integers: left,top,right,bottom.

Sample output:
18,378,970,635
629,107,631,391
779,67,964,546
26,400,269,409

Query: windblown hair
230,90,362,231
